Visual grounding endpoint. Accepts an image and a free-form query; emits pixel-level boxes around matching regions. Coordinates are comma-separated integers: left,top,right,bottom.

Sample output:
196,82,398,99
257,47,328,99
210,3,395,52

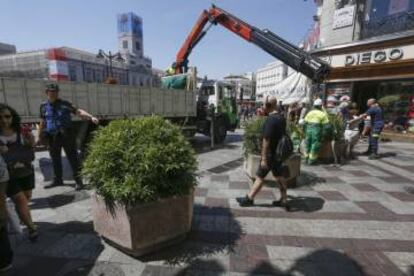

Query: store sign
333,5,355,29
345,48,404,66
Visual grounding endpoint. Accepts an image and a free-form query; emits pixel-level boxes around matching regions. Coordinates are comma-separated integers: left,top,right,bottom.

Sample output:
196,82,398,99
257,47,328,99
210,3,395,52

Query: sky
0,0,316,79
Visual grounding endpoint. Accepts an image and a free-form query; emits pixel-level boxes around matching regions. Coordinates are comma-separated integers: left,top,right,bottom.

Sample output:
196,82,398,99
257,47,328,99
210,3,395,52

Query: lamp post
96,49,125,84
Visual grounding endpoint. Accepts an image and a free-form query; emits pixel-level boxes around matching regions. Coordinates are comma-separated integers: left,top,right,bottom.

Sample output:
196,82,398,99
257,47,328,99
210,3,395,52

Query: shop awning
264,72,312,105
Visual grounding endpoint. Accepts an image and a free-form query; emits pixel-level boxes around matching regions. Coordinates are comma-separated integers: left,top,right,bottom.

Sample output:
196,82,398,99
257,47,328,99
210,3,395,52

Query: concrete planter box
91,190,194,257
244,153,301,186
319,140,347,164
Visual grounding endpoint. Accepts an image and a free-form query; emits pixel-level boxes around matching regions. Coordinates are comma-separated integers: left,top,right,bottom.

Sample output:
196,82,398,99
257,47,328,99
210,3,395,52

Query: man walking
39,84,99,190
236,96,290,208
360,98,384,159
303,99,330,165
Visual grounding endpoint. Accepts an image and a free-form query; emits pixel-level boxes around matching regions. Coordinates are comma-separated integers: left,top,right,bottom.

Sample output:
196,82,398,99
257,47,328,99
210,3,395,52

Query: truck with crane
1,5,331,144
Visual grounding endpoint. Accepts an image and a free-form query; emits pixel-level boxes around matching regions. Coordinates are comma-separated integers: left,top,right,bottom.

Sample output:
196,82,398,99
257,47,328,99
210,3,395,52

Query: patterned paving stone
11,137,414,275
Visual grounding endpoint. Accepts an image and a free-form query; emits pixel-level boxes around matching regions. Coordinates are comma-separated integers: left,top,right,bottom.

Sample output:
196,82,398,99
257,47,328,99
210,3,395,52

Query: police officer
303,99,330,165
360,98,384,160
39,84,99,190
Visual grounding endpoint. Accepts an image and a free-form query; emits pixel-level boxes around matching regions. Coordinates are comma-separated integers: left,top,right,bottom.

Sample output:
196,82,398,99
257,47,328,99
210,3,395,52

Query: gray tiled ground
7,132,414,275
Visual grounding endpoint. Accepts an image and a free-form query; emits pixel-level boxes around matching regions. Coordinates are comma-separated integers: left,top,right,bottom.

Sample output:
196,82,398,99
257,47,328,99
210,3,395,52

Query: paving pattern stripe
188,231,414,253
194,206,414,222
359,158,414,183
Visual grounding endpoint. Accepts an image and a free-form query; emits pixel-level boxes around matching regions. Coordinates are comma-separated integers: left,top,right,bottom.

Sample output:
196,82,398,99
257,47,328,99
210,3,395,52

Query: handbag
1,134,35,179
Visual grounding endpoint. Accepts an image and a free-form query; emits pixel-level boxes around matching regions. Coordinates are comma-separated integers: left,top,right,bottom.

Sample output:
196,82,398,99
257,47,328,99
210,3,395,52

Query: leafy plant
378,95,400,108
326,112,346,141
243,117,265,157
82,116,198,206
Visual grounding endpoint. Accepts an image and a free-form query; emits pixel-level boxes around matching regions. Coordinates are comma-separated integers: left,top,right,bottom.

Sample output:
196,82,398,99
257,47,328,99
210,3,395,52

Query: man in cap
39,83,99,190
236,96,290,209
303,99,330,165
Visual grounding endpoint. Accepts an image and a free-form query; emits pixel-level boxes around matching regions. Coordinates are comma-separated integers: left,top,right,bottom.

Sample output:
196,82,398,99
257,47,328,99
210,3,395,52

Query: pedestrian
243,105,249,122
359,98,384,159
236,96,290,209
0,104,38,242
38,83,99,190
0,155,13,272
303,99,330,165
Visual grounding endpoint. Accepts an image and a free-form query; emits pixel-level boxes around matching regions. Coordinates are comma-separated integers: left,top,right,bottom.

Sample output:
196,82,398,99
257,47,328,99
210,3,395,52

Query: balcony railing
361,10,414,39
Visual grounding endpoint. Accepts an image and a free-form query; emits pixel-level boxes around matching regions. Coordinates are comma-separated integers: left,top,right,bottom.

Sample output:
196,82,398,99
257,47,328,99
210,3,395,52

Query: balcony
361,10,414,39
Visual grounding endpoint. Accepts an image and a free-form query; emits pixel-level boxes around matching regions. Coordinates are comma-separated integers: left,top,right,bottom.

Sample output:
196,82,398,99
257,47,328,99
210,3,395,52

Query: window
69,66,77,82
135,42,141,51
123,40,128,49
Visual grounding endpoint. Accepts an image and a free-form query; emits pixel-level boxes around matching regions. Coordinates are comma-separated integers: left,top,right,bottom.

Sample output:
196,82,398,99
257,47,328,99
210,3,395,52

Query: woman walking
0,104,38,241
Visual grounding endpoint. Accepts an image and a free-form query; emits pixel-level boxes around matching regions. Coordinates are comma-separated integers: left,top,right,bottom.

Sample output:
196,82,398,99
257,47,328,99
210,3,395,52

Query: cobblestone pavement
6,131,414,276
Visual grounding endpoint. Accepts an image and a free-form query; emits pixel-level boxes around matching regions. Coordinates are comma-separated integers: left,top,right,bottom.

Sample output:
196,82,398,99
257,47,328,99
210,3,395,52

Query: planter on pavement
92,191,194,257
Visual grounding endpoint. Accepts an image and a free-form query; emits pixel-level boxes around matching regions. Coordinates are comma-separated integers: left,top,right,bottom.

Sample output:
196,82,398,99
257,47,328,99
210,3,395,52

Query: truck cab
196,80,239,142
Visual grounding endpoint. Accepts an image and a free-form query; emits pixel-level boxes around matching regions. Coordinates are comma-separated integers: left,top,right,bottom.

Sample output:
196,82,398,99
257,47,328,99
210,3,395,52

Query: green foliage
242,117,265,157
82,116,198,206
326,113,346,141
378,95,400,107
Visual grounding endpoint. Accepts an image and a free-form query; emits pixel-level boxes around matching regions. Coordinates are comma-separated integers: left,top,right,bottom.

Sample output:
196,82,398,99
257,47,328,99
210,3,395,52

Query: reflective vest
304,109,329,125
43,101,72,134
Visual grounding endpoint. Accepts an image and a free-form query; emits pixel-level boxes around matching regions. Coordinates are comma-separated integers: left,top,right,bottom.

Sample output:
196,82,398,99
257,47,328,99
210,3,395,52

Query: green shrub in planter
243,117,265,157
82,116,197,206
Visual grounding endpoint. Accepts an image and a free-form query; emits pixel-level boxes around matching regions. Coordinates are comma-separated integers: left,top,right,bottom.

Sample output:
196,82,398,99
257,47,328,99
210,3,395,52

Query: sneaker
273,199,290,211
236,195,254,207
0,263,12,273
28,226,39,242
368,154,379,160
44,179,64,189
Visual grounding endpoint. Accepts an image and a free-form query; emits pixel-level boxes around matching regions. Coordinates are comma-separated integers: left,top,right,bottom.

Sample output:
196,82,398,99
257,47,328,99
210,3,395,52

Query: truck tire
214,117,227,144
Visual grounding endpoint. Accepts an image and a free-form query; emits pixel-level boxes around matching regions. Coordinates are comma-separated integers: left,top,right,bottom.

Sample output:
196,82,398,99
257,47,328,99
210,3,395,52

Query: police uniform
40,99,82,185
366,105,384,157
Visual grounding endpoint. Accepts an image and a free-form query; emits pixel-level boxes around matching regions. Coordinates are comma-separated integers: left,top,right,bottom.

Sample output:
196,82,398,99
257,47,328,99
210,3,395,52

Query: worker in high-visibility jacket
165,62,177,76
303,99,330,165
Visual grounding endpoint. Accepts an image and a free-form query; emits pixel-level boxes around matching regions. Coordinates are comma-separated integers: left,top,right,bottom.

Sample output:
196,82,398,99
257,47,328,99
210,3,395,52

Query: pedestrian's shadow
38,157,74,182
138,205,244,267
247,249,364,275
254,196,325,213
285,195,325,212
30,190,90,210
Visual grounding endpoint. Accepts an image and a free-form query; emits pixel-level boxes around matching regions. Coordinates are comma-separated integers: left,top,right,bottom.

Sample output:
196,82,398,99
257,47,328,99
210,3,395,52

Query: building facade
312,0,414,133
0,42,16,56
223,73,256,101
255,61,288,102
0,12,153,87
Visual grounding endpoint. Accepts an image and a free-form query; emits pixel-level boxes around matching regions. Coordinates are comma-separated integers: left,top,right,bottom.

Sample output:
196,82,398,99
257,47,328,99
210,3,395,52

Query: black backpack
274,115,294,162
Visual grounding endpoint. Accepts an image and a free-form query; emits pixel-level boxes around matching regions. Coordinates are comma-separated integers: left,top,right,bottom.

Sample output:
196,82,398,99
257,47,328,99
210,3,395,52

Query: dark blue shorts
256,155,290,179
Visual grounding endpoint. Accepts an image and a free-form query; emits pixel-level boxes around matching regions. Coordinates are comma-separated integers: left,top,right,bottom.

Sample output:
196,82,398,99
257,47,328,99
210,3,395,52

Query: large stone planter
244,153,301,186
319,140,347,164
91,190,194,257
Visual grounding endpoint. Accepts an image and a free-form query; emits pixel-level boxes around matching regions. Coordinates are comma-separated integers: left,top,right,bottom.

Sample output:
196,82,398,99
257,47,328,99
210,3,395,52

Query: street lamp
96,49,125,84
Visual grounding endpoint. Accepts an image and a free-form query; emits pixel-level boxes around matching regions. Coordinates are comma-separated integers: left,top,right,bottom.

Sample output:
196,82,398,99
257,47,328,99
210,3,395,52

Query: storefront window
377,80,414,133
362,0,414,39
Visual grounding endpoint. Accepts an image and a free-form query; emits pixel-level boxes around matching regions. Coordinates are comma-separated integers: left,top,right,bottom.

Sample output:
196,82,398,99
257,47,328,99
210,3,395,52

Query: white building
223,73,256,101
0,12,153,86
255,61,288,102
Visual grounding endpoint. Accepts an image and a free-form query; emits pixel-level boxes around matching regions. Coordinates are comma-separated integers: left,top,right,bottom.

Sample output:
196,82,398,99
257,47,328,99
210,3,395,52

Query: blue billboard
118,13,143,38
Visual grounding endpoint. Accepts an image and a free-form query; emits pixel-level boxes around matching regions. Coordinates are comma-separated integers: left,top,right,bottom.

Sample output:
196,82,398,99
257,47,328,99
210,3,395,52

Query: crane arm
174,5,330,82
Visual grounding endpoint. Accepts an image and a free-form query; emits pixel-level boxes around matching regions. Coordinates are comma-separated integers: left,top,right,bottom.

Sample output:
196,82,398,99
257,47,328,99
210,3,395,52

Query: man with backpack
237,96,291,209
38,84,99,190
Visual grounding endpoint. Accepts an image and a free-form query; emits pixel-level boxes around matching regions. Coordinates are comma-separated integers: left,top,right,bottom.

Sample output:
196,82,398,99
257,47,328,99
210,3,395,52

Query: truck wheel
214,118,227,143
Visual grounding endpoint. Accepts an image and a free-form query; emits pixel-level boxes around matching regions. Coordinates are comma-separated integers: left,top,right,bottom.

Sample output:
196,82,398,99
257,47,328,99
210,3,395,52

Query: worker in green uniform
304,99,330,165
